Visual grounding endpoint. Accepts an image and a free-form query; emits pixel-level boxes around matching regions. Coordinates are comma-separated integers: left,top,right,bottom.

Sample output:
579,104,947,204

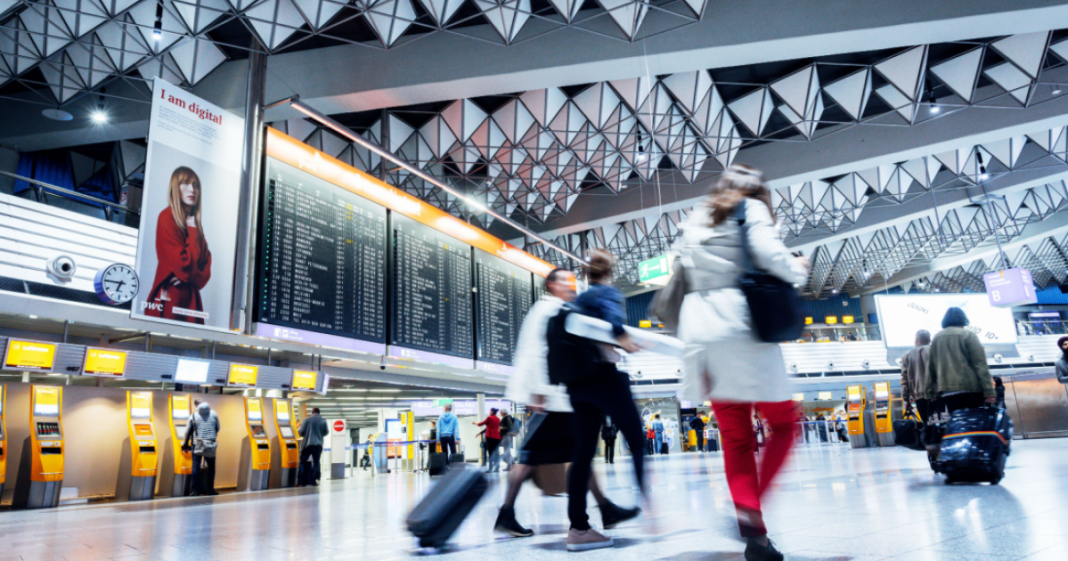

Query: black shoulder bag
735,203,805,343
546,304,611,386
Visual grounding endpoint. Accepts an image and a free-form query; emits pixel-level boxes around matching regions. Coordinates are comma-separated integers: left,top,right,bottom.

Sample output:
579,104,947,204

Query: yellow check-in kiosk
272,398,299,487
28,385,64,508
244,397,271,490
168,394,194,497
846,384,868,449
0,384,6,499
872,382,895,446
126,391,159,500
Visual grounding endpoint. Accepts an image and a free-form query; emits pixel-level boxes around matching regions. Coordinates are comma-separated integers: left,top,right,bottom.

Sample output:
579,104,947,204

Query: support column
477,393,485,420
231,47,268,331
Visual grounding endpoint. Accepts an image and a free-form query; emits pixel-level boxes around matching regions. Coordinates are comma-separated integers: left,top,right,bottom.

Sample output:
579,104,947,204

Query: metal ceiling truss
908,231,1068,294
519,127,1068,293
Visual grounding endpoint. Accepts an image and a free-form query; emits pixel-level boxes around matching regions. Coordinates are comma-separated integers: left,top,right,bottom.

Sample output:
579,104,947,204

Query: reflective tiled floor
4,439,1068,560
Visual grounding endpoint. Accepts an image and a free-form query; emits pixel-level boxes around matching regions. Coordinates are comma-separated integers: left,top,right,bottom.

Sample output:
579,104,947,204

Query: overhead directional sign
639,255,672,285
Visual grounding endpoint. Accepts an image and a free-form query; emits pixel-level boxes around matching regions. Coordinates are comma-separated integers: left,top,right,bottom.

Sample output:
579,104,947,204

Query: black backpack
546,305,611,386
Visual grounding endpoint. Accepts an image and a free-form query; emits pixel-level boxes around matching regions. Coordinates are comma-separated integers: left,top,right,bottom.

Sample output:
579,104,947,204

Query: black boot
601,502,641,529
744,538,784,561
494,507,534,537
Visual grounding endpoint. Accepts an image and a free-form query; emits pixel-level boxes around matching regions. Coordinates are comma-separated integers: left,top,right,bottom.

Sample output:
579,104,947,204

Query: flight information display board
257,157,387,342
476,251,534,364
390,214,474,358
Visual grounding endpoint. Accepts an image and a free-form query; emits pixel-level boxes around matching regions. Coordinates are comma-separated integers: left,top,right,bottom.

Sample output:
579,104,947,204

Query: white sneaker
566,528,614,552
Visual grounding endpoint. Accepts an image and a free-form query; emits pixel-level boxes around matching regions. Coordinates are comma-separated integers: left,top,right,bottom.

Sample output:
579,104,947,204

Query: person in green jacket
924,307,997,414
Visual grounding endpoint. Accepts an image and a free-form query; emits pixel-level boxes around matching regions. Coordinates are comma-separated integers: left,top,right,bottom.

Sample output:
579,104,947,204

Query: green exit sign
638,255,672,285
434,399,453,407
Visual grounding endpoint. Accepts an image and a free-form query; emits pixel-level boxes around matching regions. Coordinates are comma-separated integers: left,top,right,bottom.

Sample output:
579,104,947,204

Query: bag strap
733,201,756,275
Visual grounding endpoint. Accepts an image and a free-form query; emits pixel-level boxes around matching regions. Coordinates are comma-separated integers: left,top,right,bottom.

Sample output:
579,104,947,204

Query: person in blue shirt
561,250,649,551
652,414,665,454
437,403,459,460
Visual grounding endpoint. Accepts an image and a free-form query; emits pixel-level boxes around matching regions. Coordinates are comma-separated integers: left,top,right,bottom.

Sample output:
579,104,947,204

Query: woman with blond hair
673,163,809,561
145,166,212,324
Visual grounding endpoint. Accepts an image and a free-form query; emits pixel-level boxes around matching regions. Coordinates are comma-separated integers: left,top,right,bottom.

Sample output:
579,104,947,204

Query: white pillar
477,393,485,420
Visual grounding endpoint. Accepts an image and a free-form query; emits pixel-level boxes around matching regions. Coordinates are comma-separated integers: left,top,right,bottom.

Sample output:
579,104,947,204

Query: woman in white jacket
673,164,809,561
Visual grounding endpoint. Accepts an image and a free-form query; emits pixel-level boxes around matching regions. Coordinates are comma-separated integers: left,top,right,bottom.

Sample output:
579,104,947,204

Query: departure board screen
257,157,387,342
475,251,534,364
390,214,474,358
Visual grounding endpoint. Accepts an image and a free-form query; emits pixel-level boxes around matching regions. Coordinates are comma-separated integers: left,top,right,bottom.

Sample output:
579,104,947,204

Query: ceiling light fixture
91,87,108,124
930,105,940,114
152,0,163,43
287,99,585,264
1054,89,1063,95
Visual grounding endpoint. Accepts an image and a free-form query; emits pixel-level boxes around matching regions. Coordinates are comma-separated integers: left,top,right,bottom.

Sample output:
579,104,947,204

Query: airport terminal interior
7,1,1068,559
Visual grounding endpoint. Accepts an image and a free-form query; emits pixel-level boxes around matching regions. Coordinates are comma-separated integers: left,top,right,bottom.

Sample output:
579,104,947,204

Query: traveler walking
901,330,933,422
673,163,809,561
690,415,706,452
993,377,1006,409
924,307,997,414
183,399,220,496
499,409,516,471
437,404,459,458
559,250,649,552
495,267,638,541
476,409,503,472
646,426,655,455
652,414,665,454
1057,336,1068,384
297,407,329,486
815,413,828,442
601,418,619,463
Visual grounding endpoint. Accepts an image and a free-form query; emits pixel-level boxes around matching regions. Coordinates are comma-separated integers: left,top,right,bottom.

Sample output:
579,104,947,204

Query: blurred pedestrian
901,330,932,422
1057,336,1068,384
495,268,638,540
690,415,706,452
993,376,1006,409
601,417,619,463
562,250,649,552
674,163,809,561
925,307,996,414
499,408,516,471
297,407,329,486
437,403,458,458
652,414,665,454
475,409,502,473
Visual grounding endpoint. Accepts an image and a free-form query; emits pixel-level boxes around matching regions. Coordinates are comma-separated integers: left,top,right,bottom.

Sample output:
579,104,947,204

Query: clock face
101,264,139,304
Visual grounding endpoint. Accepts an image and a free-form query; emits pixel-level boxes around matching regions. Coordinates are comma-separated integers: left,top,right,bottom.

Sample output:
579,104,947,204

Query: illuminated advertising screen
5,340,56,372
228,364,258,387
84,349,127,377
291,370,317,391
875,294,1017,347
175,359,210,384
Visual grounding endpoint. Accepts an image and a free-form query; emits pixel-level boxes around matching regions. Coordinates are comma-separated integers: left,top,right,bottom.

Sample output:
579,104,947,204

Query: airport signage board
83,348,127,377
228,364,258,387
983,268,1037,308
174,358,210,384
291,370,317,391
4,340,56,372
638,255,672,285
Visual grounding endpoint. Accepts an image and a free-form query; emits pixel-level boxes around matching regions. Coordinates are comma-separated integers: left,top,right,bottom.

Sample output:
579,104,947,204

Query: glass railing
0,170,138,225
786,325,883,343
1015,321,1068,336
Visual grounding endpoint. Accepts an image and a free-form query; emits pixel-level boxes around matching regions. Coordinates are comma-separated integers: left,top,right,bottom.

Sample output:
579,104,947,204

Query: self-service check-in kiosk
0,384,6,499
168,394,194,497
872,382,895,446
28,385,64,508
244,397,271,490
126,391,159,500
272,398,299,487
846,384,868,449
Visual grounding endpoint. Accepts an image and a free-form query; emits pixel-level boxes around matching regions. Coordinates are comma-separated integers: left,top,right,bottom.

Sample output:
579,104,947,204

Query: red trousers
711,400,798,537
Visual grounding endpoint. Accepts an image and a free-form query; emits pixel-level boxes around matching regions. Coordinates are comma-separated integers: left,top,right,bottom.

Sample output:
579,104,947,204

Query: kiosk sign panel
130,392,152,419
4,341,56,372
228,364,258,387
34,387,60,416
174,359,210,384
291,370,317,391
247,399,262,421
83,349,127,377
171,394,190,420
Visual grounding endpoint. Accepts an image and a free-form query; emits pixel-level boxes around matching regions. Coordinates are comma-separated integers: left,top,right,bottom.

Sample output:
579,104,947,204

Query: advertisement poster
874,293,1018,348
131,78,245,331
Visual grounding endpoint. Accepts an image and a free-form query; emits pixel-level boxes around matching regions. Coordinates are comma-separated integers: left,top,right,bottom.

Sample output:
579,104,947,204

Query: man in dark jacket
499,409,516,471
600,418,619,463
901,330,932,422
298,407,330,486
1057,337,1068,384
689,415,706,452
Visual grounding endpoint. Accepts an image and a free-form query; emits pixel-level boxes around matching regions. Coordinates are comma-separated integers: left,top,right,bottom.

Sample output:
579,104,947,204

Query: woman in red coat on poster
144,166,212,324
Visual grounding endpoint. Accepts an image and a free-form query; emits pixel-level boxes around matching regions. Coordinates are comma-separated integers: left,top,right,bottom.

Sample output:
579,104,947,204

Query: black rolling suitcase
449,453,466,465
407,463,487,548
428,453,447,476
936,406,1013,484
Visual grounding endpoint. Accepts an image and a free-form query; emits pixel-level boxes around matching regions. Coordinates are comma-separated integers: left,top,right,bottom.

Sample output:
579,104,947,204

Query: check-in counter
244,397,271,490
272,398,299,487
126,391,159,500
168,394,194,496
846,384,868,448
872,382,894,446
25,385,64,508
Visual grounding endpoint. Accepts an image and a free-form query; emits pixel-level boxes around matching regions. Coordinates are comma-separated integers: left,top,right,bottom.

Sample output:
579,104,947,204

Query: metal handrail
0,170,138,215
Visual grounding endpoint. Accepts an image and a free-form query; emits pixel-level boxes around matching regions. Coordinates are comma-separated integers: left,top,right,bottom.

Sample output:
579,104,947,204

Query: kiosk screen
280,426,294,438
251,425,267,438
36,422,60,436
173,409,189,420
